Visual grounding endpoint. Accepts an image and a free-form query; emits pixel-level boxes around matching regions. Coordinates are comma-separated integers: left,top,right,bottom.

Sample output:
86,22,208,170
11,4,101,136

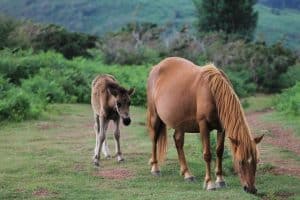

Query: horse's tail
157,122,167,163
147,104,167,163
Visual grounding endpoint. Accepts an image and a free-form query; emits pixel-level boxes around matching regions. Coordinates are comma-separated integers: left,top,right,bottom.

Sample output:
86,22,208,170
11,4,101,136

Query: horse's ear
254,134,264,144
128,88,135,96
228,137,239,147
107,82,119,97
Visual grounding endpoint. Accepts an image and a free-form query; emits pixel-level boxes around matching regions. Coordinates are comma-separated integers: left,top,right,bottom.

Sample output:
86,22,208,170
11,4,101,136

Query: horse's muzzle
243,186,257,194
122,117,131,126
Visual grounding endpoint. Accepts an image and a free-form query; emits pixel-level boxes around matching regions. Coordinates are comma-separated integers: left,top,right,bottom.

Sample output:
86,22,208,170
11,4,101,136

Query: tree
193,0,258,40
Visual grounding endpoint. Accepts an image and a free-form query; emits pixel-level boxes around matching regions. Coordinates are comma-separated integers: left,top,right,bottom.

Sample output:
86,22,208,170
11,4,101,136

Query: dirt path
246,110,300,177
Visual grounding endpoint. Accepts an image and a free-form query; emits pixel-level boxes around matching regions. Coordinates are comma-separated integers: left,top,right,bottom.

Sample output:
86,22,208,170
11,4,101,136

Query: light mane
200,64,256,160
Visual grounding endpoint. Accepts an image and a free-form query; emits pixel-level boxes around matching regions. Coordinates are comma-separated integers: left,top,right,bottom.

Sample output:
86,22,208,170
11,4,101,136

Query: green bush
33,24,97,59
225,69,256,97
21,74,65,103
274,82,300,115
278,63,300,89
0,88,42,121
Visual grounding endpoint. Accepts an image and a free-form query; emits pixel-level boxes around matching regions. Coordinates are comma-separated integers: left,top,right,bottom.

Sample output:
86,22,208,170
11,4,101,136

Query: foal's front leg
93,115,108,166
199,120,216,190
101,122,111,158
114,118,124,162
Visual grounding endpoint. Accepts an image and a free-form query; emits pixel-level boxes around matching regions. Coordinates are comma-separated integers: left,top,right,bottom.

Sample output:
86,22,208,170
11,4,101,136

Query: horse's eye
117,102,121,108
239,160,244,166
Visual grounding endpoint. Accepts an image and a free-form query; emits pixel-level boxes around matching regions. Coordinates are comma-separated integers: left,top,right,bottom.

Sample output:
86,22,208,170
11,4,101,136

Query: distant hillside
0,1,299,50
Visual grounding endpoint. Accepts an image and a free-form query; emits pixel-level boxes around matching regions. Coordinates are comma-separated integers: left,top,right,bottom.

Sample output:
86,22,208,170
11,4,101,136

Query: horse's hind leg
148,111,165,176
199,120,216,190
173,130,195,182
113,118,124,162
215,130,226,188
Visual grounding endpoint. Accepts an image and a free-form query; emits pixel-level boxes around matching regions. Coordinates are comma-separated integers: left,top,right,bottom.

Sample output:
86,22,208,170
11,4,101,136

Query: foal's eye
117,102,121,107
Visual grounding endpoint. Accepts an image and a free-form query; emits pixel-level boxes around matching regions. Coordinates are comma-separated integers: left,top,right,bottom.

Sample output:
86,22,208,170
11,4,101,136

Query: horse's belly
177,120,199,133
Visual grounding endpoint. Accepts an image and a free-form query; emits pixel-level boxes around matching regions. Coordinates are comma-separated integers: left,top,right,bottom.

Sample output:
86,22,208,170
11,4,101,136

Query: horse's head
229,135,264,194
107,83,135,126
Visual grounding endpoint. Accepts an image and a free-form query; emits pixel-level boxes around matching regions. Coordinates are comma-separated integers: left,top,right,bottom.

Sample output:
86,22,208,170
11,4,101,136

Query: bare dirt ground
93,168,135,180
246,110,300,177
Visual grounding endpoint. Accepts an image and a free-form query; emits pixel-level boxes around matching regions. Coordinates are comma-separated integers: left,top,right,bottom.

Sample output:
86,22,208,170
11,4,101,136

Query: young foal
91,74,134,166
147,57,263,194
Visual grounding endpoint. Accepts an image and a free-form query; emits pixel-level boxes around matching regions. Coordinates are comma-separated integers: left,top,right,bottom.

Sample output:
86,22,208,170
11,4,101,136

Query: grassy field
0,103,299,199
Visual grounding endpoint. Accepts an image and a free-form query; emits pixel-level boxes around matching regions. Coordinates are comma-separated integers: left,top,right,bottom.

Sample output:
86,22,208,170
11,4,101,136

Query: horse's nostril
243,186,248,192
123,118,131,126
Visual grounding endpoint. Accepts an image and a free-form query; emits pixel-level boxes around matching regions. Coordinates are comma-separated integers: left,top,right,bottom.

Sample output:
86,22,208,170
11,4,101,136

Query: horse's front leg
113,118,124,162
93,115,108,166
173,130,195,181
199,120,216,190
215,130,226,188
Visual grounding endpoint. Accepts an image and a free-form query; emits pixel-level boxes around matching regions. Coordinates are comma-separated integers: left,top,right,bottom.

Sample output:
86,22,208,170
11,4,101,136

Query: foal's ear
128,88,135,96
254,134,264,144
228,137,239,147
107,82,119,97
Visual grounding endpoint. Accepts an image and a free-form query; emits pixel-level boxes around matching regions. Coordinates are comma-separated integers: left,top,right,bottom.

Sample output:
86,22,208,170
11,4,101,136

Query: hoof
203,182,216,191
215,181,226,189
117,156,124,163
104,155,111,159
93,161,100,167
184,176,196,182
151,170,161,176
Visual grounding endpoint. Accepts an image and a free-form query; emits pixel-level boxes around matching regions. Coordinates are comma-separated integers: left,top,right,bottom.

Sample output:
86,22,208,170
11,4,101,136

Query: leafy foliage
275,81,300,115
33,24,97,59
193,0,258,40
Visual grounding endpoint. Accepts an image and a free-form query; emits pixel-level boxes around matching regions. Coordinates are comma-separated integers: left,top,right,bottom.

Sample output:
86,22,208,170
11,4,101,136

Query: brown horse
147,57,263,194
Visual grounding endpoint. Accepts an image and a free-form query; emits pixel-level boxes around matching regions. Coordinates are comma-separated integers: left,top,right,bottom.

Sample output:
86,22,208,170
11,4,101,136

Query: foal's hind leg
173,130,195,181
113,118,124,162
215,130,226,188
199,120,216,190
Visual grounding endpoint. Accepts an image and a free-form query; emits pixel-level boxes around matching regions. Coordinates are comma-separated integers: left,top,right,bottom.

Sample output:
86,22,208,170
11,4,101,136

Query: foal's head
229,135,264,194
107,82,135,126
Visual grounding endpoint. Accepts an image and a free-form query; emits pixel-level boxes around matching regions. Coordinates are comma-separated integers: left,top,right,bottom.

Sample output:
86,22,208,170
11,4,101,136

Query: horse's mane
201,64,256,160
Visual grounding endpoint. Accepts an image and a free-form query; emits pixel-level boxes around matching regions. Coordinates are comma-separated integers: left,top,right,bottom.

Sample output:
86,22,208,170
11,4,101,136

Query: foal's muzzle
243,186,257,194
122,117,131,126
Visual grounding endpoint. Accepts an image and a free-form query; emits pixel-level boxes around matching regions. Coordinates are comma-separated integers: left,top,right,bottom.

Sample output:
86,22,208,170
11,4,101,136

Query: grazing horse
147,57,263,194
91,74,134,166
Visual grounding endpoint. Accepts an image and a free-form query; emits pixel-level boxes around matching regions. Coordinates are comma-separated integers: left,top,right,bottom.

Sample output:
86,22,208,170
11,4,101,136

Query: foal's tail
147,107,167,163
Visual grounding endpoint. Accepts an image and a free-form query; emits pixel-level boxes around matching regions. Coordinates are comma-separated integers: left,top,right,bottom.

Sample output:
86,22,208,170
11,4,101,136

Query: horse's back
91,74,116,115
147,57,214,131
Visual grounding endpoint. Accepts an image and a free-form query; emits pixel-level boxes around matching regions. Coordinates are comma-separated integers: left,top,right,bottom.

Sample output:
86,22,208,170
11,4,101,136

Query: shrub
278,63,300,89
32,24,97,59
274,82,300,116
0,88,42,121
21,74,65,103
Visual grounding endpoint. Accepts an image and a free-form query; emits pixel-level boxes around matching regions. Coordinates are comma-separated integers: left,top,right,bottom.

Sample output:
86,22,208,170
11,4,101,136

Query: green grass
0,104,299,199
243,94,275,113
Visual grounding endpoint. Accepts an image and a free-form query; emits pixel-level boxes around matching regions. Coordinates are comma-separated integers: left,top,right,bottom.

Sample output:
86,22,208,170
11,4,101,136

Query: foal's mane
201,64,256,160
